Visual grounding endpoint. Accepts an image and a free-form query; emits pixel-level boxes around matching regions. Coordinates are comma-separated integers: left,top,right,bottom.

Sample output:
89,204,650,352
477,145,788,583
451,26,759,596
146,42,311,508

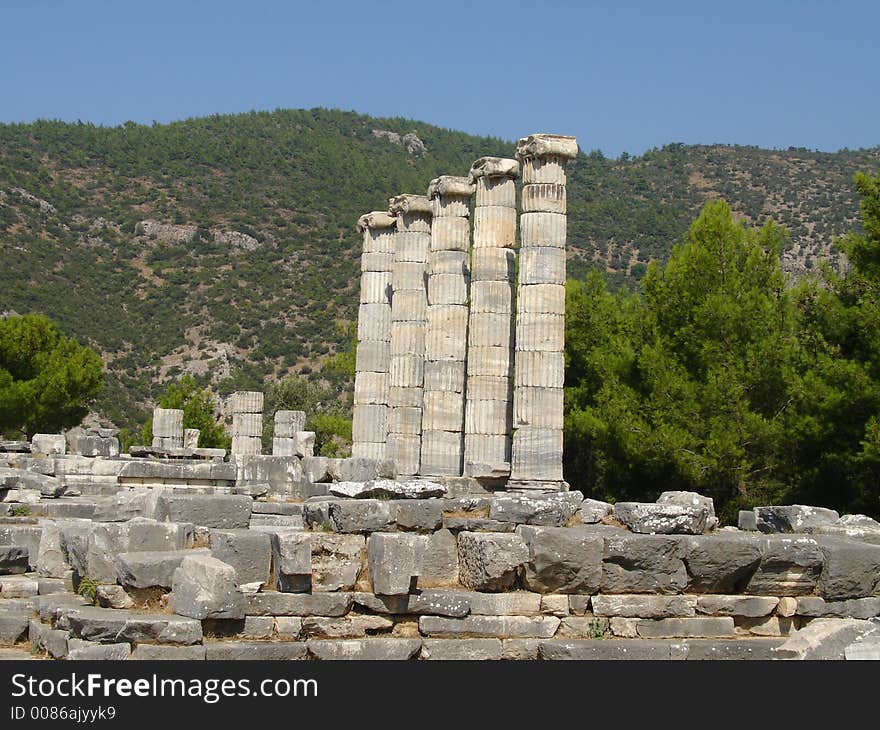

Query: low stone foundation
2,446,879,660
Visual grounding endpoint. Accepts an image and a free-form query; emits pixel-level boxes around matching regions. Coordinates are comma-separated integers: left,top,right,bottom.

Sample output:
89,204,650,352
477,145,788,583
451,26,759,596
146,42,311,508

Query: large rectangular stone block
515,312,564,351
360,251,394,272
229,391,263,414
474,177,516,208
387,406,422,436
273,410,306,436
466,346,512,378
514,351,565,388
519,247,566,285
601,534,688,594
420,431,463,476
473,207,517,249
470,280,513,314
422,391,465,432
510,428,563,481
355,340,390,373
464,433,509,466
391,289,428,322
368,533,428,595
427,274,468,305
518,283,566,315
519,211,567,245
210,529,272,586
429,250,468,275
514,386,564,429
387,433,421,476
353,372,388,406
521,156,568,186
518,525,603,594
419,615,560,639
231,412,262,437
744,536,824,596
155,494,252,529
352,404,388,443
357,303,393,341
458,531,528,591
423,360,466,393
469,312,513,349
391,262,426,292
359,271,392,304
465,399,510,435
521,183,567,214
389,355,424,388
430,217,470,251
389,321,425,356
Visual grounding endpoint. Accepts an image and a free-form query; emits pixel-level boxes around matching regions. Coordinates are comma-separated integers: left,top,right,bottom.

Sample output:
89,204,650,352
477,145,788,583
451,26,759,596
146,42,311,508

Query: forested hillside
1,108,877,430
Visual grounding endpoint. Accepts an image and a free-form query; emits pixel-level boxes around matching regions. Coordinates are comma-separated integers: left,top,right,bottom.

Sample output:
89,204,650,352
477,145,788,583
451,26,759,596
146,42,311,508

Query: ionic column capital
388,194,433,217
427,175,474,200
468,157,520,183
357,211,397,232
515,134,579,161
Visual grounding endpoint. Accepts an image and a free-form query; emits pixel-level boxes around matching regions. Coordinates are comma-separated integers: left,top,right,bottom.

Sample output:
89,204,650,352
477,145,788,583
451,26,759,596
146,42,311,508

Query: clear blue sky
2,0,877,157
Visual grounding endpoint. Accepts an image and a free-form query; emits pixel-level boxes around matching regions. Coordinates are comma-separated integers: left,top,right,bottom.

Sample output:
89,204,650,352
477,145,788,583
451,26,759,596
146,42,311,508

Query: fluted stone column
230,390,263,455
152,407,183,449
351,211,396,460
510,134,578,488
387,194,432,476
463,158,520,473
420,176,474,476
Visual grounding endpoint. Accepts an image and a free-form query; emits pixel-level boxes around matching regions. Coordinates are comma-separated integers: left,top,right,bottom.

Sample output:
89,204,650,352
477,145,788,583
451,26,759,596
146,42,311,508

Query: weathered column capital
468,157,520,183
515,133,579,161
427,175,474,200
388,194,433,217
357,211,397,232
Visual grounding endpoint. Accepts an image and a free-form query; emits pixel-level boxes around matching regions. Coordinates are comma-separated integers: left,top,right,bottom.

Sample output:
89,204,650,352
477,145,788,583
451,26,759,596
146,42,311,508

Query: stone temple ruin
1,134,880,661
353,134,577,489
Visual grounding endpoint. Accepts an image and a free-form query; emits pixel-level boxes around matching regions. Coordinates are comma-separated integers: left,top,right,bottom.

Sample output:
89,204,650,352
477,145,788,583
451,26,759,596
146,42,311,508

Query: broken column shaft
510,134,578,488
230,390,263,455
420,176,474,476
387,194,433,476
463,157,520,473
351,211,396,460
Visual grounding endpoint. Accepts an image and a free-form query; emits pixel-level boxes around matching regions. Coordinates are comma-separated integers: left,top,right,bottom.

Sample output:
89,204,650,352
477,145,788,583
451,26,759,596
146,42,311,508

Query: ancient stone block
815,536,880,600
744,536,824,596
368,533,428,595
680,534,762,592
209,528,272,587
457,531,528,591
116,549,205,590
155,493,252,529
169,554,245,620
419,615,560,639
613,502,711,535
602,534,688,594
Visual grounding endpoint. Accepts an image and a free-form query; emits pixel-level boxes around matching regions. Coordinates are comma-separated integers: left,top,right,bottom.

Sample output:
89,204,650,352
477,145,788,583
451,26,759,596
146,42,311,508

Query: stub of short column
510,134,578,490
386,194,432,476
229,390,263,455
421,176,474,476
152,407,183,449
183,428,200,449
352,211,396,459
463,158,519,475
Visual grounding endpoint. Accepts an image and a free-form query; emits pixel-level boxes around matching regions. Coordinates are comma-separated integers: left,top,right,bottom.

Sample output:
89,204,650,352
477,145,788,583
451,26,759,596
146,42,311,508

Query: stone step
538,638,787,660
